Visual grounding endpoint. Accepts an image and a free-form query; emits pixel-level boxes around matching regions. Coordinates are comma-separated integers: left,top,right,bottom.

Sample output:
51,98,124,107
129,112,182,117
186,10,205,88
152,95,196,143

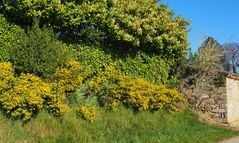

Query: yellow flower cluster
89,72,185,111
0,62,69,120
87,65,119,95
117,77,186,111
55,60,83,93
77,105,96,122
0,62,15,92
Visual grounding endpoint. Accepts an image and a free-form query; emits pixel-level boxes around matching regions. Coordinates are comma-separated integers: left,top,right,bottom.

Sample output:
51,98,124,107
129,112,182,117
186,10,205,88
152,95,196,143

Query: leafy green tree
2,0,108,43
196,37,225,71
179,37,225,89
10,23,72,79
104,0,189,59
0,14,24,61
2,0,189,61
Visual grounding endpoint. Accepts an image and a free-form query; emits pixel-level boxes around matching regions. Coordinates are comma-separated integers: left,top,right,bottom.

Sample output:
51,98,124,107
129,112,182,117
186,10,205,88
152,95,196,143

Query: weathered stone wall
227,78,239,126
182,74,227,123
182,71,239,125
193,86,227,123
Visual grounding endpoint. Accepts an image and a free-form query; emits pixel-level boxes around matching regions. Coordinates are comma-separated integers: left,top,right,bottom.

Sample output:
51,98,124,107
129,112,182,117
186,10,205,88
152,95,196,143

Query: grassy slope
0,108,237,143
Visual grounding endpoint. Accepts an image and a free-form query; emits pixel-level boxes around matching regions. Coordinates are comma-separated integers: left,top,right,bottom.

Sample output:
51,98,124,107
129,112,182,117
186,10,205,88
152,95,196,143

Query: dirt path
219,136,239,143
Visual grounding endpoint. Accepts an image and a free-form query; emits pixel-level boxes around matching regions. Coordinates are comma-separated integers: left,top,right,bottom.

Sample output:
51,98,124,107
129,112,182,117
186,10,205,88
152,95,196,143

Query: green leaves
75,44,176,85
3,0,189,60
10,23,72,79
104,0,189,53
1,0,190,84
0,15,24,61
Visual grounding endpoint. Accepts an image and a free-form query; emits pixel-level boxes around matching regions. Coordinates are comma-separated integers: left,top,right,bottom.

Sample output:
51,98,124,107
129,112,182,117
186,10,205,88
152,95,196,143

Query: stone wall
182,71,239,125
182,72,227,123
193,85,227,123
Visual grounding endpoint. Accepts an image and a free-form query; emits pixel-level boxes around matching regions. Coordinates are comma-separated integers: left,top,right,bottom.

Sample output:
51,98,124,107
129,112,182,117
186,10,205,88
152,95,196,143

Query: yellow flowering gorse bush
88,68,186,111
87,65,119,95
1,74,46,120
117,77,186,111
0,61,184,120
77,105,97,122
55,60,83,93
0,62,15,92
0,62,80,120
0,73,68,120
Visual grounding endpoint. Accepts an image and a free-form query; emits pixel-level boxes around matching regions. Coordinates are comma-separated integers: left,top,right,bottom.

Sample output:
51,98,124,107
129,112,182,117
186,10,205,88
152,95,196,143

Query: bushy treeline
0,0,190,84
0,0,189,121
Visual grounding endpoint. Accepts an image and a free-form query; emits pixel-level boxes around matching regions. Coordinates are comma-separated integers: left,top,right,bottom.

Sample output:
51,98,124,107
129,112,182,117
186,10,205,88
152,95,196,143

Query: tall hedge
0,14,24,61
1,0,190,85
2,0,189,60
75,44,177,85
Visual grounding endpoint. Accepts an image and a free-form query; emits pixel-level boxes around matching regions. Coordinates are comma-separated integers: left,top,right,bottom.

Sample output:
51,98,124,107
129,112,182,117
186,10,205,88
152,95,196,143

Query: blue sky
160,0,239,52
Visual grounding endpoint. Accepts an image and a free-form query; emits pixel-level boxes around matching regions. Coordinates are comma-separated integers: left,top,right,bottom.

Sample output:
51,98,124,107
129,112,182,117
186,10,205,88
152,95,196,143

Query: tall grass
0,107,237,143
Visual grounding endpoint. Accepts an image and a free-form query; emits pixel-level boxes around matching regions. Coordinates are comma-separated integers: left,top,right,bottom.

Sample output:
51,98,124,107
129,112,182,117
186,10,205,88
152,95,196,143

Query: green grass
0,108,237,143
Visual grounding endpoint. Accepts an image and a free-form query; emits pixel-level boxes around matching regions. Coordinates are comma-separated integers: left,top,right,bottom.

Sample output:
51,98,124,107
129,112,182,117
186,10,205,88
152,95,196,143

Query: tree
1,0,189,61
197,37,225,71
2,0,109,43
223,43,239,73
0,14,24,61
10,23,72,79
179,37,225,82
2,0,190,85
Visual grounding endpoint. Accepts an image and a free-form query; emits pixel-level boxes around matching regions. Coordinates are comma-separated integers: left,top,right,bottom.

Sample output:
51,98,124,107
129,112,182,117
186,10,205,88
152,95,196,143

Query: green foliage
0,14,24,61
10,23,72,79
75,44,113,78
104,0,189,58
116,52,173,84
3,0,109,43
3,0,189,62
75,44,177,85
2,0,189,85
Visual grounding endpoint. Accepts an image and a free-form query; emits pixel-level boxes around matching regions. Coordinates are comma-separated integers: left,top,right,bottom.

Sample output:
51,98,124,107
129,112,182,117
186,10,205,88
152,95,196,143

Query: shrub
44,89,69,117
0,14,24,61
87,65,119,95
55,61,83,93
87,69,186,111
102,76,185,111
10,23,72,79
0,74,47,120
0,62,68,120
74,44,113,78
77,105,97,122
3,0,189,60
0,62,15,93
